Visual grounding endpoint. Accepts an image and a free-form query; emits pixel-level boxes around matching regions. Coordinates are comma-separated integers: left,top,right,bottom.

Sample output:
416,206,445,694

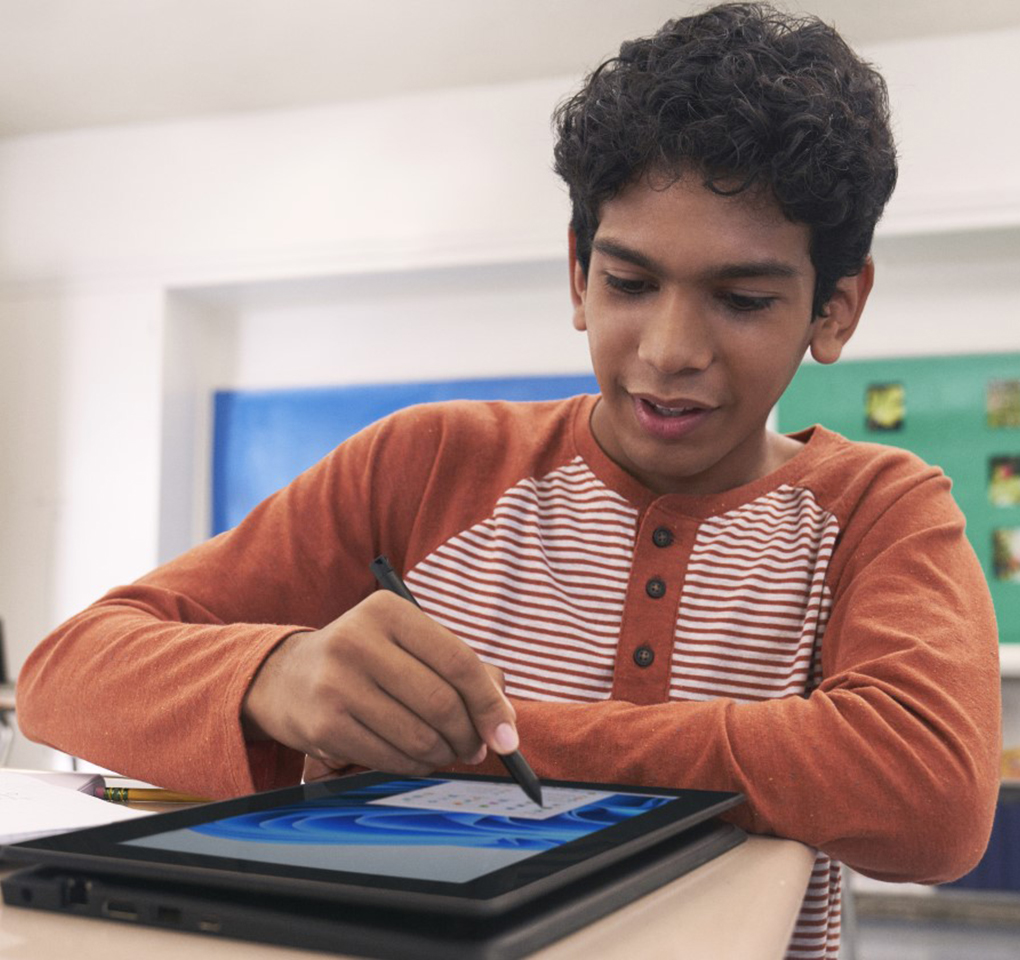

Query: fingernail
466,744,487,765
493,722,519,754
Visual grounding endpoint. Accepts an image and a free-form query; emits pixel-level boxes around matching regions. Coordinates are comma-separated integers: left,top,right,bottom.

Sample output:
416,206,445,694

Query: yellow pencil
96,786,209,803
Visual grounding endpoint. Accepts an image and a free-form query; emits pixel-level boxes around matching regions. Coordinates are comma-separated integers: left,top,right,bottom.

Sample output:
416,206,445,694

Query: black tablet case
3,818,745,959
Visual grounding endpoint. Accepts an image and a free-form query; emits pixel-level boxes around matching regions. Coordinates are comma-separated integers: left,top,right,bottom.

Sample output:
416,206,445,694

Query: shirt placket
611,501,697,705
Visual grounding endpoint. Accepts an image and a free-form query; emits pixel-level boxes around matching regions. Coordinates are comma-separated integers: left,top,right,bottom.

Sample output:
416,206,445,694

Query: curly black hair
553,2,897,317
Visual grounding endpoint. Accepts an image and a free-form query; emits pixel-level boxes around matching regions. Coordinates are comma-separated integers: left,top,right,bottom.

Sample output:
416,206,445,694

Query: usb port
103,899,139,920
198,916,221,932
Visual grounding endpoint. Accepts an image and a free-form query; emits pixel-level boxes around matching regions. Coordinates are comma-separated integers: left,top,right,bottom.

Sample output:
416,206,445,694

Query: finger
307,709,440,778
383,598,518,754
483,661,506,691
347,677,471,767
482,663,514,719
303,757,344,783
309,596,484,764
305,655,463,768
366,653,486,762
482,661,515,725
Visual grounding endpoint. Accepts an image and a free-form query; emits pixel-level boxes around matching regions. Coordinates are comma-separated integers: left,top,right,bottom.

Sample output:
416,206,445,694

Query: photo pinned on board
864,382,905,432
992,528,1020,583
989,456,1020,508
987,380,1020,429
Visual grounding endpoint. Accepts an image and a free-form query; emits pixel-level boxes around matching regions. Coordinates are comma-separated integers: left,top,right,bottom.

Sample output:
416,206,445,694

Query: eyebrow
591,237,803,281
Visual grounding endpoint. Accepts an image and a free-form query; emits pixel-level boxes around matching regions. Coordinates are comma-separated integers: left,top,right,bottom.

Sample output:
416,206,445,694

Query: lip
631,394,716,441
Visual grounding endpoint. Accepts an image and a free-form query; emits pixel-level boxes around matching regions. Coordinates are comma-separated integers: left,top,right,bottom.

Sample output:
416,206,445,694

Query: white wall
1,30,1019,768
851,228,1020,358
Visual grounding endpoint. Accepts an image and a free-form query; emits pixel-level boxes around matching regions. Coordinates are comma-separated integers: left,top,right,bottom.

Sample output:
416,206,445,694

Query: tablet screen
124,777,673,883
5,773,743,914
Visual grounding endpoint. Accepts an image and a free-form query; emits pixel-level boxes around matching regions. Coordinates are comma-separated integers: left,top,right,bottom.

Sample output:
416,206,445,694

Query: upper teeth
653,403,695,417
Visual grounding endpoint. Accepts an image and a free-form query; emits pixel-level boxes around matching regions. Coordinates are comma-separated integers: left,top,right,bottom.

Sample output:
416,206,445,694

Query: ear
809,257,874,365
568,228,589,332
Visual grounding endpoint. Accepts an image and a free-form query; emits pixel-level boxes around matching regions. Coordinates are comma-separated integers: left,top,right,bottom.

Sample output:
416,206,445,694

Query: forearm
501,671,1000,884
17,588,307,798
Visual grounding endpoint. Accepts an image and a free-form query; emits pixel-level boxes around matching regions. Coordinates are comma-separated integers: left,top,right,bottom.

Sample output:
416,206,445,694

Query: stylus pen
370,555,544,807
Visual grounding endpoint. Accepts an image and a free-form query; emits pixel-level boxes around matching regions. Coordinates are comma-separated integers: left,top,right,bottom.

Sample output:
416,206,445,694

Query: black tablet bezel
2,772,743,917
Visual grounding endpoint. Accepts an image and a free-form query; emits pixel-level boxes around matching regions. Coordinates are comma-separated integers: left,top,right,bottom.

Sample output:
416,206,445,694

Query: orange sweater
18,396,1000,956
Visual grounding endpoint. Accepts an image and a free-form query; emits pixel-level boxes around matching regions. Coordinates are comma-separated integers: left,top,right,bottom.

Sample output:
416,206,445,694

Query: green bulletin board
778,353,1020,646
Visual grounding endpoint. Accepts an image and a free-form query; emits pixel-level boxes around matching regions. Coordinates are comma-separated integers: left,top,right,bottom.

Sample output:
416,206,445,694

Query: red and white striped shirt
404,449,843,956
19,394,1002,960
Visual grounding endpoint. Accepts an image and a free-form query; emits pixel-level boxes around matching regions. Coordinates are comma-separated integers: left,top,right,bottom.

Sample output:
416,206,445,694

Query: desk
0,834,813,960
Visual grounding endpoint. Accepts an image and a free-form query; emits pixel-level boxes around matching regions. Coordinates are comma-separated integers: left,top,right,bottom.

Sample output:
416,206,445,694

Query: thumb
302,755,360,783
464,666,519,756
479,663,520,754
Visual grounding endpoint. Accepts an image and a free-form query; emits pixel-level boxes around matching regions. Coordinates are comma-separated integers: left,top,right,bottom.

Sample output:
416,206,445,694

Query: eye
603,273,655,296
722,292,777,312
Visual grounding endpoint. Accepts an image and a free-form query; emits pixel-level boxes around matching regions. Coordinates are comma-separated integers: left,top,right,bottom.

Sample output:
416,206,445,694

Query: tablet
2,771,744,919
4,819,746,960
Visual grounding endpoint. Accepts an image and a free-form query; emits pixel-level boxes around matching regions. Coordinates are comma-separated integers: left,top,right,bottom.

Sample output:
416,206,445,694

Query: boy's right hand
240,590,518,777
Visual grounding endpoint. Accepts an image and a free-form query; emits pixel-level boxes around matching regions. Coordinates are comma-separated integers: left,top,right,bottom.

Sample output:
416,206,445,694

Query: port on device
103,899,139,920
156,905,183,924
198,916,222,932
61,877,91,906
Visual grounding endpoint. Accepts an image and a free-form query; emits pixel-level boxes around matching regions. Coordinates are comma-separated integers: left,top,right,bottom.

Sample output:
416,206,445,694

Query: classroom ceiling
2,0,1019,138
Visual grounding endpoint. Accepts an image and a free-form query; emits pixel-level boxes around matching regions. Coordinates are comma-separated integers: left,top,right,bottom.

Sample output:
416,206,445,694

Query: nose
636,291,714,374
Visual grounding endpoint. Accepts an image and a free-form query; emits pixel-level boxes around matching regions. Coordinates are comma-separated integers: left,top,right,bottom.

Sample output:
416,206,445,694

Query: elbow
14,637,87,757
13,657,45,743
832,767,999,885
812,680,1002,884
852,828,994,886
859,821,994,886
14,665,62,754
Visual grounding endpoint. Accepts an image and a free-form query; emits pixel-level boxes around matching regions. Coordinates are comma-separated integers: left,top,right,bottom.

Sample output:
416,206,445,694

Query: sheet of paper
370,780,614,820
0,771,144,847
3,767,105,794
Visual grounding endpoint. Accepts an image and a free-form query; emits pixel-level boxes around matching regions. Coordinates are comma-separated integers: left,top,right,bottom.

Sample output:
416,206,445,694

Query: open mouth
632,395,715,439
645,400,705,418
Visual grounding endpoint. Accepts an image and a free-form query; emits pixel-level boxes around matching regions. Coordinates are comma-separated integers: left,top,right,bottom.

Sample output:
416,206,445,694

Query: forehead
594,173,813,270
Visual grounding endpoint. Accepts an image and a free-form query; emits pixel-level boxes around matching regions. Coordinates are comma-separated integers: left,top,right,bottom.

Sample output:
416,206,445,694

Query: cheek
587,306,637,350
582,318,613,359
587,324,634,380
729,334,809,395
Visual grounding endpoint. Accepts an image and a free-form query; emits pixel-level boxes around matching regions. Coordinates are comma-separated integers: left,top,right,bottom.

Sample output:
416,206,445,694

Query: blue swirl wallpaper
125,779,676,883
191,779,671,851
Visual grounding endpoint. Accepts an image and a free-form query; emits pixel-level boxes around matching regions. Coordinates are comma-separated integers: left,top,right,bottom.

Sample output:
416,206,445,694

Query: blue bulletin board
777,353,1020,646
211,373,598,536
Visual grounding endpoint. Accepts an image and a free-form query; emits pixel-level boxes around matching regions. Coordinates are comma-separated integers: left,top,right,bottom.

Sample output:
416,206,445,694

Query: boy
17,4,1001,958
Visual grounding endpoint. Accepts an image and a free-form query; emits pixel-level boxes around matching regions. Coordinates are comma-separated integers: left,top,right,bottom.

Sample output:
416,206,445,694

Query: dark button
652,526,674,548
645,577,666,599
633,645,655,668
